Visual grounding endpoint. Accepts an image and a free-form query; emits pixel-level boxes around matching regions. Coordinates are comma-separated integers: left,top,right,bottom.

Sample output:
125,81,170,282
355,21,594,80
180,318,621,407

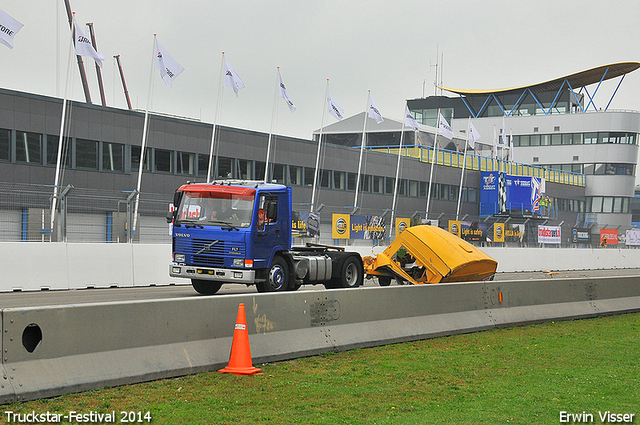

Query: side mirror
166,211,174,224
266,202,278,222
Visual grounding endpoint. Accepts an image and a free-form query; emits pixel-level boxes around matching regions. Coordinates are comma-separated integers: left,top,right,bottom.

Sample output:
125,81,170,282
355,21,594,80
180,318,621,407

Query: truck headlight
175,254,185,263
233,258,244,267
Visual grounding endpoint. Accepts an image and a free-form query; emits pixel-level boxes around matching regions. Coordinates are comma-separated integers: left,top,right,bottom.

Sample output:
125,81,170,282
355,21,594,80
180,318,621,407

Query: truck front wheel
257,256,290,292
191,279,223,295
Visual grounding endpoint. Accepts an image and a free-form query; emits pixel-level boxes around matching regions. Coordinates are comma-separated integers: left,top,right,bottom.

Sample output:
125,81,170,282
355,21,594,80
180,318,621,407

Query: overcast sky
2,1,640,157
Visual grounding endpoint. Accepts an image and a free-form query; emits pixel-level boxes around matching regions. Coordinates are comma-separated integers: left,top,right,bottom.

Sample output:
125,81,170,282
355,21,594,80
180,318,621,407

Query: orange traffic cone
219,303,263,376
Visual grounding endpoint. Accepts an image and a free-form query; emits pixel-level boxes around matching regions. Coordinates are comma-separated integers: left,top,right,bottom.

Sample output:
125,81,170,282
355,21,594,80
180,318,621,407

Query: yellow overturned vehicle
364,225,497,286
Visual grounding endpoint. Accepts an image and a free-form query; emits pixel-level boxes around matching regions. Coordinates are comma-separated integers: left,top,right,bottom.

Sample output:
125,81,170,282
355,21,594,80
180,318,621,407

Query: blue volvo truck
168,180,364,294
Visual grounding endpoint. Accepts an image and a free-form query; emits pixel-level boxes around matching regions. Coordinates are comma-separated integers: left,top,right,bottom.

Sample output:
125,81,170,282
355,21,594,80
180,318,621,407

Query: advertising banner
482,172,545,216
494,223,505,243
292,211,320,237
504,223,525,243
332,214,386,240
448,220,461,237
599,229,618,245
395,218,411,236
626,229,640,246
332,214,350,239
460,221,488,242
480,171,500,216
538,225,561,244
572,228,591,244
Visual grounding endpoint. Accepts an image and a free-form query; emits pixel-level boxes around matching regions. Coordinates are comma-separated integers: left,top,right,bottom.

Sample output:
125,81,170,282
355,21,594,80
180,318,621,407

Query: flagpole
390,101,408,239
456,117,472,220
425,108,441,219
50,12,77,234
264,68,280,183
207,53,226,183
310,80,330,213
132,34,157,236
353,91,370,210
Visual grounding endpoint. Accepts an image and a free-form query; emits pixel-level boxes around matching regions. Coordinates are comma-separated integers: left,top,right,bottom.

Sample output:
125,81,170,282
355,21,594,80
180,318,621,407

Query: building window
16,131,42,164
103,142,124,172
76,138,98,170
131,146,151,172
304,167,315,187
0,128,9,161
217,156,233,179
320,169,332,189
289,165,302,186
385,177,395,194
177,152,195,175
155,149,173,173
347,172,357,191
197,154,209,178
584,132,598,144
47,136,71,167
271,163,286,184
408,180,418,197
236,159,252,180
373,175,384,194
333,171,346,190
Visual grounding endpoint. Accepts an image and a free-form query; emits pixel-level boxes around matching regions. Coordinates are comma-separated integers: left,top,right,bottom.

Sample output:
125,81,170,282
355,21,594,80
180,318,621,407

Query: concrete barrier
0,243,190,291
1,275,639,403
2,242,640,292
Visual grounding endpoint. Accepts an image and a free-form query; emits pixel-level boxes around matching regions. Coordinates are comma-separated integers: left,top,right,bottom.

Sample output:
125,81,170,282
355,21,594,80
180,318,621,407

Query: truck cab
168,180,364,295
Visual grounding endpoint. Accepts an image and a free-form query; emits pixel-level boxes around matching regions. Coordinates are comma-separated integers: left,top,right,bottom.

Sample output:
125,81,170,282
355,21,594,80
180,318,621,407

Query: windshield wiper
211,220,240,231
181,221,203,229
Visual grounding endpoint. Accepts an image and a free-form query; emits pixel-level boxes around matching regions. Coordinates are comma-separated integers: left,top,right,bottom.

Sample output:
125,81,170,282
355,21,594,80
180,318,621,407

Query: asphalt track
1,268,639,309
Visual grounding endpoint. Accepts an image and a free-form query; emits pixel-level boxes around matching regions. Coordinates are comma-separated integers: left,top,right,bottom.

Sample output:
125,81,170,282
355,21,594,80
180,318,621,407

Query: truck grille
174,238,245,267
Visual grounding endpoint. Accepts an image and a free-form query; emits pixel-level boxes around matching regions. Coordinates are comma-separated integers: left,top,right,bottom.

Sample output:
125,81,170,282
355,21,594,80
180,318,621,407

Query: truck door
254,193,285,266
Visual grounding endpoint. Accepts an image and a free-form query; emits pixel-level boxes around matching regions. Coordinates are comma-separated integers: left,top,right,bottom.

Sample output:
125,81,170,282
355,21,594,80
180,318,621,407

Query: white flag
224,60,246,96
278,71,296,112
492,125,498,159
405,106,420,131
367,96,383,124
509,129,514,162
500,115,508,147
0,8,22,49
468,121,481,149
74,21,104,68
438,112,454,140
327,90,344,121
155,40,184,87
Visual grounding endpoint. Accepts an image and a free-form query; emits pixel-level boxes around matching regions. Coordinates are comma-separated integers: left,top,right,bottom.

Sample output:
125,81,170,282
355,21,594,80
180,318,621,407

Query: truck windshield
176,190,255,228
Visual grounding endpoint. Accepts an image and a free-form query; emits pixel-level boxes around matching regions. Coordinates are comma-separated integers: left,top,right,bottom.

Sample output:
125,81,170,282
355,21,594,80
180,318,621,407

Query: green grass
3,313,639,425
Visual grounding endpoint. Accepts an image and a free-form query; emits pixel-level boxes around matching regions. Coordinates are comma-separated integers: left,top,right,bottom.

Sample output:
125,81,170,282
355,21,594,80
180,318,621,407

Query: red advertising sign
599,229,618,245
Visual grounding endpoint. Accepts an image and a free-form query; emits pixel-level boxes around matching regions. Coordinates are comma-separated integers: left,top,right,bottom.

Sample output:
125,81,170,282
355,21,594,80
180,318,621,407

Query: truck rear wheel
336,256,363,288
257,256,290,292
191,279,223,295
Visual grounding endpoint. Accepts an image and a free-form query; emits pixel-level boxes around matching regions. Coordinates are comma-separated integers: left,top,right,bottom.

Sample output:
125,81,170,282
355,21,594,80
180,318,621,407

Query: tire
336,256,363,288
378,276,392,286
191,279,223,295
257,256,290,292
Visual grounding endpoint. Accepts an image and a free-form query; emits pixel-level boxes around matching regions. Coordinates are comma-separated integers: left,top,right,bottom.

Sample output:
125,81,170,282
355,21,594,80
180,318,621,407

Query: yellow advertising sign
395,218,411,236
448,220,461,237
332,214,350,239
494,223,505,243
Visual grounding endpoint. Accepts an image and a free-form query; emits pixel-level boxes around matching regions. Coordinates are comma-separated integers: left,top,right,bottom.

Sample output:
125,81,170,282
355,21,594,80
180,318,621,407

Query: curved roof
440,62,640,96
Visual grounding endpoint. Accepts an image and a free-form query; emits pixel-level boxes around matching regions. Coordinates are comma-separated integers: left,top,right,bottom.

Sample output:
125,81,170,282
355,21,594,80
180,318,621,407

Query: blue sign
480,171,500,216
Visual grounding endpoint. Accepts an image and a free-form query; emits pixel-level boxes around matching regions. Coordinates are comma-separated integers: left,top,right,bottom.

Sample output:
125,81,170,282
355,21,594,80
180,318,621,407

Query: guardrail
1,275,639,403
371,145,586,187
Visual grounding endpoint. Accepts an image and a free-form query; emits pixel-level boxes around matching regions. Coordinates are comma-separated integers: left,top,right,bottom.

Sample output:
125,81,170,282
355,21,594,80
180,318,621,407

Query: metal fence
0,182,633,248
0,182,172,243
